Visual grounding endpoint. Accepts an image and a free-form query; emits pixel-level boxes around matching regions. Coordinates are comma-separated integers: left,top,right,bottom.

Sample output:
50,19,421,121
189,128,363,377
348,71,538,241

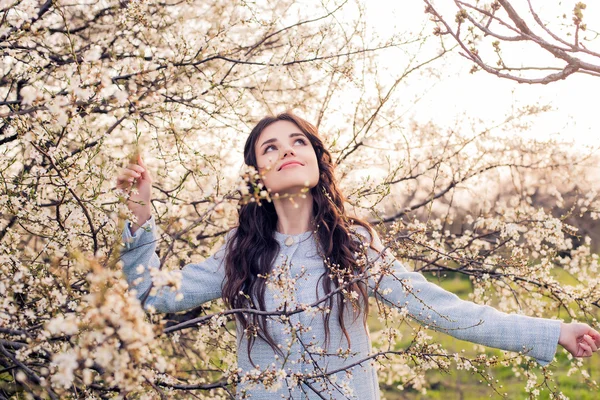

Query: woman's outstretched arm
119,215,230,313
352,225,600,365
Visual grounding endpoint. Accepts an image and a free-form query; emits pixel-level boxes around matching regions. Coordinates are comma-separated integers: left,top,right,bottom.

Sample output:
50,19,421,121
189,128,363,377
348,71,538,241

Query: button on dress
119,216,561,399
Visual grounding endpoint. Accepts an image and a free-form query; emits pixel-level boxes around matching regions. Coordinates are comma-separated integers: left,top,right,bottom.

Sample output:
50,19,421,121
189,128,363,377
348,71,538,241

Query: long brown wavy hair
222,112,375,365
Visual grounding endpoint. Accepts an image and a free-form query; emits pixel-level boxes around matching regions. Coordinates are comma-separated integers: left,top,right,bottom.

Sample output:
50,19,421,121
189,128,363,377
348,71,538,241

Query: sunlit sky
355,0,600,148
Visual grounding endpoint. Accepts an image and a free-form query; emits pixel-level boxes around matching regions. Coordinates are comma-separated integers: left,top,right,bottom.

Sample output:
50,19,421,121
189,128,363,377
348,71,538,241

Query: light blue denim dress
120,216,561,399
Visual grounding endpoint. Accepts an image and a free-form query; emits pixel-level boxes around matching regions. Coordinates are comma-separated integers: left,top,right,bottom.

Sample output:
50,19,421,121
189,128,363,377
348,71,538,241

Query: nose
281,146,295,158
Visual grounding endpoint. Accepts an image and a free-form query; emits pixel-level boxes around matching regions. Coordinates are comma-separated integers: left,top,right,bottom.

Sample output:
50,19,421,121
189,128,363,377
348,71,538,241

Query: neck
273,192,314,235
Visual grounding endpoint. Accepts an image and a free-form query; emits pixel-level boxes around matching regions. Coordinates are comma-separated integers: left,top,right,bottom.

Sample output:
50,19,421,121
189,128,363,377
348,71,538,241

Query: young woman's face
254,120,319,197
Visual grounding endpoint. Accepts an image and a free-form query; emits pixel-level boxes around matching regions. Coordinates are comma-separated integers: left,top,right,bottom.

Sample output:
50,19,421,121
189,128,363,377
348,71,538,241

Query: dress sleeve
119,216,231,313
351,225,561,366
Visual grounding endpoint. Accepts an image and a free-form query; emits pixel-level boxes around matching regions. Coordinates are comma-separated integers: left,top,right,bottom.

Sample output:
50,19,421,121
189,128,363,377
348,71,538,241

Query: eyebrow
259,132,306,148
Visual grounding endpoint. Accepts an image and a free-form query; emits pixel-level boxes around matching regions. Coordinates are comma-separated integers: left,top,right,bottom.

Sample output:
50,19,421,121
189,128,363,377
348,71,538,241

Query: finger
121,169,142,179
577,342,592,357
116,178,135,189
583,335,598,352
129,154,150,179
119,170,140,182
137,156,151,180
116,172,136,184
117,175,139,186
116,178,134,191
126,164,146,174
123,169,142,179
587,328,600,346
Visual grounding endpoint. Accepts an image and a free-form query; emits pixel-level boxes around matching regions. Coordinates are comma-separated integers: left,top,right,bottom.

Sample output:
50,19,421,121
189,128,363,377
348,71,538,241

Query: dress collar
273,230,314,246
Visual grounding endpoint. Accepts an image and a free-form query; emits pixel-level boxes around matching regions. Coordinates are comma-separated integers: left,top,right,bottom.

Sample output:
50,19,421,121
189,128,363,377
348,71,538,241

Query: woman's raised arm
352,225,599,365
119,215,230,313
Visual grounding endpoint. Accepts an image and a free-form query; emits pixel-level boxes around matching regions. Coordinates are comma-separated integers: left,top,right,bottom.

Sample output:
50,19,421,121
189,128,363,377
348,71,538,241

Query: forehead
256,120,303,145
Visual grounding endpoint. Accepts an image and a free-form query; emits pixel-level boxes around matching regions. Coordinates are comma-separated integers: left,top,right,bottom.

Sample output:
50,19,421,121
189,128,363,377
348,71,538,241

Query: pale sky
357,0,600,148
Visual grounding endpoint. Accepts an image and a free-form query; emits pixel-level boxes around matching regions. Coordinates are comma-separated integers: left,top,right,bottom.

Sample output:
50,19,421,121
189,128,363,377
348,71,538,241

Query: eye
263,138,306,154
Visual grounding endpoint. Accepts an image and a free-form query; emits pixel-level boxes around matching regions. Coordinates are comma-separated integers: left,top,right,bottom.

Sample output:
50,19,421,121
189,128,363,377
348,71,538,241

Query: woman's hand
116,154,153,231
558,322,600,358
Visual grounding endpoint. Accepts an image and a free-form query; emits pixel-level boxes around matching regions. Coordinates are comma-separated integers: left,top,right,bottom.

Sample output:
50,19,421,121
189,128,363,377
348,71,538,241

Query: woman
117,112,600,399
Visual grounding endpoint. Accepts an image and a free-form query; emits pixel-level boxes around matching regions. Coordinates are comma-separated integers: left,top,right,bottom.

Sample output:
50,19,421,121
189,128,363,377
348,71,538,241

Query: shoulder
349,224,386,253
224,227,237,242
212,227,237,261
349,224,374,245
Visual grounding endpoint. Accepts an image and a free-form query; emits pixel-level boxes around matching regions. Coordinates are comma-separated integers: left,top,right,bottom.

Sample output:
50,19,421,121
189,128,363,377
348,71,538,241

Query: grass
369,272,600,399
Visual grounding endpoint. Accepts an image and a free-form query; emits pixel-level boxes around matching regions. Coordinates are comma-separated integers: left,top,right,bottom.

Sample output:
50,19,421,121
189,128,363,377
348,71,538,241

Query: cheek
309,158,320,181
257,153,277,172
312,165,320,181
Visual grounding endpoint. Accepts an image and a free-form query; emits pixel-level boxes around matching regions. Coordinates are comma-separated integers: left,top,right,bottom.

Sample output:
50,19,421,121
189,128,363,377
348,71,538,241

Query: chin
267,173,315,190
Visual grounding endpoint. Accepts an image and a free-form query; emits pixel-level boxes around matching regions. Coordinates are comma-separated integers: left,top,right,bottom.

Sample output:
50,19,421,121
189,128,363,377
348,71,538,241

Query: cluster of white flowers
147,266,183,296
50,350,79,389
45,313,79,336
36,258,174,395
260,257,301,308
238,364,288,392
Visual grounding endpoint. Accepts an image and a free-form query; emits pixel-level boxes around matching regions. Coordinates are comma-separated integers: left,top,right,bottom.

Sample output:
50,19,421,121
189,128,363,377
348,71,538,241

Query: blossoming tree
1,0,599,399
423,0,600,83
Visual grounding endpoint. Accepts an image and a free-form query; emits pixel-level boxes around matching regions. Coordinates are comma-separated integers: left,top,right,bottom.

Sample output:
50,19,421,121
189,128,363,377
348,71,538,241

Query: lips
278,161,304,171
